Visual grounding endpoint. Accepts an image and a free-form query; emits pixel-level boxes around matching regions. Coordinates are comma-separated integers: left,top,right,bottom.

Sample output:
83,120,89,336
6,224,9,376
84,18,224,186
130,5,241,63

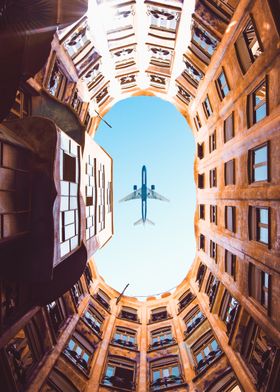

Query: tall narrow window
196,263,206,289
199,234,205,251
224,159,235,185
249,206,270,245
225,250,236,279
247,79,268,126
94,289,111,311
85,155,96,240
209,168,217,187
248,142,269,183
70,280,84,306
46,297,68,336
197,142,204,159
225,206,236,232
205,273,219,307
235,18,262,74
209,130,216,152
216,70,230,99
178,291,195,311
199,204,205,220
210,205,217,225
210,240,217,261
203,95,213,118
219,291,239,335
194,113,202,131
249,263,271,310
224,112,234,142
198,173,205,189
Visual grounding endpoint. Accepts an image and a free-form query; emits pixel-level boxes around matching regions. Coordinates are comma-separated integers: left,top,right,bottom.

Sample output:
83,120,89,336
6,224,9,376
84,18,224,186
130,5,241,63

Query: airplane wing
119,189,142,202
147,188,169,202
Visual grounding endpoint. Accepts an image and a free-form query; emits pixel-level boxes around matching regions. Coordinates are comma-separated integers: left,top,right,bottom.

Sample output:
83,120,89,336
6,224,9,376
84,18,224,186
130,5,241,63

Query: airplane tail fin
133,218,155,226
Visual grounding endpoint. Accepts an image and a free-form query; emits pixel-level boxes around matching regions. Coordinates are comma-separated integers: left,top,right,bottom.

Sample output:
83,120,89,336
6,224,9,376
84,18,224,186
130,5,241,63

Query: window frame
247,78,268,127
248,142,269,183
209,130,216,153
225,206,236,232
203,95,213,119
224,159,235,186
210,205,217,225
216,69,230,100
249,206,270,246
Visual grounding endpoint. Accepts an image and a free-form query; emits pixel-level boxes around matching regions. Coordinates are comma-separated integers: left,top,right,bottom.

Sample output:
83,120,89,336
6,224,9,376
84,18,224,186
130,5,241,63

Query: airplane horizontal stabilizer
133,218,155,226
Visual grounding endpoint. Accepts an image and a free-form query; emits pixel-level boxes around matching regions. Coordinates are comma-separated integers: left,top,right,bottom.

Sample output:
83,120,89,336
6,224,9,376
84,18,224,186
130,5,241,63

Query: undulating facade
0,0,279,391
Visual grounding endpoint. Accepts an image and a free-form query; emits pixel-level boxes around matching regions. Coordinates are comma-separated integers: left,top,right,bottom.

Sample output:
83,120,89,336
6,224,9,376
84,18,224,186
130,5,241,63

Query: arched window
119,306,139,322
150,306,169,323
178,290,195,312
94,289,111,311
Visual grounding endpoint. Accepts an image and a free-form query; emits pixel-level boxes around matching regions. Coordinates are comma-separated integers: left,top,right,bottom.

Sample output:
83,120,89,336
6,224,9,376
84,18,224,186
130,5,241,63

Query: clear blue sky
94,96,196,298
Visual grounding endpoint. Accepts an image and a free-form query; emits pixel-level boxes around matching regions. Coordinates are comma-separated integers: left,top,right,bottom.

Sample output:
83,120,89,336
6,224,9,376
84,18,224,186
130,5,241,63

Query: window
224,112,234,142
249,206,270,245
64,332,95,374
149,327,175,350
59,135,80,259
205,273,219,308
197,142,204,159
219,291,239,335
249,263,271,310
192,331,222,374
98,164,106,232
85,154,96,240
210,205,217,224
192,22,218,57
5,317,45,390
107,181,112,213
46,297,68,336
41,367,79,392
63,20,91,58
112,327,137,349
150,307,169,323
225,250,236,279
70,280,84,306
199,234,205,251
84,264,93,288
47,60,67,99
194,113,202,130
8,89,31,119
209,130,216,153
119,306,139,322
196,263,206,289
94,289,111,311
248,142,269,183
225,159,235,185
216,70,230,99
225,206,236,232
203,96,213,118
199,204,205,220
184,306,205,336
209,168,217,187
247,79,268,126
184,58,204,86
83,304,104,336
210,240,217,261
198,173,205,189
241,318,278,390
150,357,183,390
235,18,262,74
178,291,195,311
103,357,136,390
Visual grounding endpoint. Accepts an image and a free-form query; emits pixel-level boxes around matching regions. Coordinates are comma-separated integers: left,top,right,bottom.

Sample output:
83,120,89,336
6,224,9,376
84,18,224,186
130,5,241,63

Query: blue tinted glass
256,104,266,122
219,73,226,85
172,366,179,376
106,366,115,377
83,353,89,363
153,370,160,381
254,146,267,164
260,227,268,243
254,165,267,181
260,208,268,224
196,353,203,362
223,85,229,97
263,272,269,288
211,339,218,351
68,339,75,350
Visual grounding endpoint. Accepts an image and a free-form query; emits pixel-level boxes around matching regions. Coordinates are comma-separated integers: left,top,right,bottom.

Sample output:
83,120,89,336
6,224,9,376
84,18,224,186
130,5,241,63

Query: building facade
0,0,279,391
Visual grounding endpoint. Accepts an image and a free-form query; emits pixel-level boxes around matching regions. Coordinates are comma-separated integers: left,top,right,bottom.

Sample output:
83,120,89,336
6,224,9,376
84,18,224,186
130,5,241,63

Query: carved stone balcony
150,375,184,390
195,348,222,374
148,337,176,351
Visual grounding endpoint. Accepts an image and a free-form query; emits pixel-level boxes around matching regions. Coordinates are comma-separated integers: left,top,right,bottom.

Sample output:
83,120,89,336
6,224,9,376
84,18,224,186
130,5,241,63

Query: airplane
119,165,169,225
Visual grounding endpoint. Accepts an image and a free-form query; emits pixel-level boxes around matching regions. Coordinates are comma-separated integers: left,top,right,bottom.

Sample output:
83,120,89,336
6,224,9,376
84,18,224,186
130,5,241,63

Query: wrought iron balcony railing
178,293,195,311
83,315,102,336
103,375,135,390
148,337,176,351
119,310,139,322
194,348,222,374
184,315,205,337
64,347,90,374
149,312,170,323
150,375,184,390
111,337,138,350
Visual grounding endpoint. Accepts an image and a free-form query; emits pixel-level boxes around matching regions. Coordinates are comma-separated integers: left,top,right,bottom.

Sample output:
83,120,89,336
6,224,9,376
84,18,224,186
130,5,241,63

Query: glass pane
76,346,82,355
254,165,267,181
162,368,170,377
68,339,75,350
255,104,266,122
260,208,268,224
259,227,268,243
153,370,160,381
223,84,229,96
254,146,267,164
219,73,226,85
263,272,269,288
211,339,218,351
172,366,179,376
196,353,203,362
204,346,210,356
82,353,89,363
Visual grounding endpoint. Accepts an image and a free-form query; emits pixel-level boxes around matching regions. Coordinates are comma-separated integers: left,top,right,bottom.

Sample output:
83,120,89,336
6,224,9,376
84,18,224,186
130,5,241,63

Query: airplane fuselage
141,165,147,222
